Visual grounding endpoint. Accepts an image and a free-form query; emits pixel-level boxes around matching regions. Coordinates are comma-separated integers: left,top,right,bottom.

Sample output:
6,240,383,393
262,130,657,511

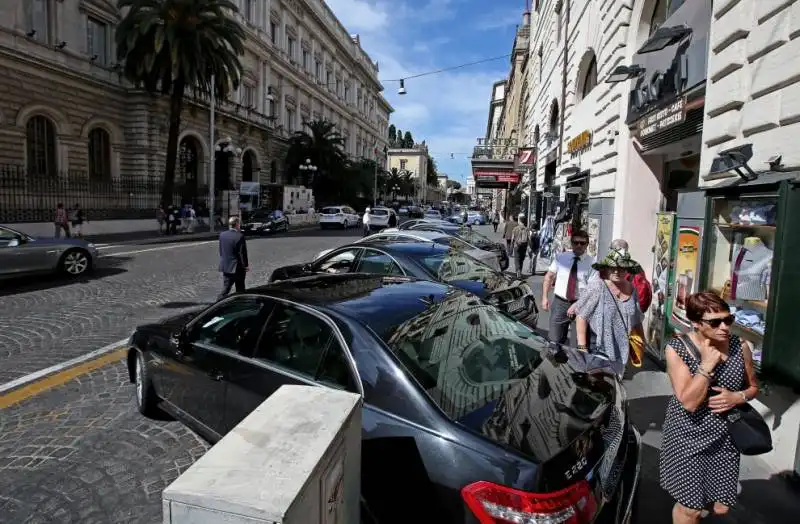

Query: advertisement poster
646,213,676,357
672,226,702,325
586,217,600,258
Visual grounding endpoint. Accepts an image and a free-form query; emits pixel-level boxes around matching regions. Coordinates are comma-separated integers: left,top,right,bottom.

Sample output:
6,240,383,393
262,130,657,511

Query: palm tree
116,0,245,204
286,120,347,203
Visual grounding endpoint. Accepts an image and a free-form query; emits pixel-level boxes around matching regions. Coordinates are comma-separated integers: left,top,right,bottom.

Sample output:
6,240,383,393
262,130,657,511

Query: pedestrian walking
388,210,398,228
541,230,596,347
362,207,372,236
186,205,197,233
217,216,249,301
659,291,760,523
156,206,166,234
527,227,541,275
501,214,517,256
510,214,529,277
54,203,70,238
572,248,645,370
492,211,500,233
605,239,653,312
70,203,86,238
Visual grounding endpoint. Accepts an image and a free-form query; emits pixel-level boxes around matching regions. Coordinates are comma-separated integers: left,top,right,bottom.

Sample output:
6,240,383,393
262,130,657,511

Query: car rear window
420,249,499,283
382,293,546,420
322,207,341,214
432,236,472,251
370,209,389,216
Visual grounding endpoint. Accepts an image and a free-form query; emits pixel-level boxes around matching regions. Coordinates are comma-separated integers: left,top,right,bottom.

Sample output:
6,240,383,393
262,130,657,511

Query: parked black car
127,274,640,524
398,220,510,271
270,241,537,327
242,209,289,235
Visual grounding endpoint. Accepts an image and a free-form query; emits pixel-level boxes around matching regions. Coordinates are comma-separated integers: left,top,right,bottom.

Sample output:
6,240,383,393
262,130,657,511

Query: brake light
462,480,596,524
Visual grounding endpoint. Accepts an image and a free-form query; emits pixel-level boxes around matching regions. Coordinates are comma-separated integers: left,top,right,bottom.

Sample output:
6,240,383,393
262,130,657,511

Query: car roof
387,230,448,241
248,274,457,331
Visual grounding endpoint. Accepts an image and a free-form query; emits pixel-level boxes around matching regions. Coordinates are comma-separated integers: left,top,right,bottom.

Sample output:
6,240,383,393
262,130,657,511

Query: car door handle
208,371,224,381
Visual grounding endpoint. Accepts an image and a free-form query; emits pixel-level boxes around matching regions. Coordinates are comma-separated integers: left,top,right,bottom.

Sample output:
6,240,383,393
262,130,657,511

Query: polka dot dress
659,335,746,510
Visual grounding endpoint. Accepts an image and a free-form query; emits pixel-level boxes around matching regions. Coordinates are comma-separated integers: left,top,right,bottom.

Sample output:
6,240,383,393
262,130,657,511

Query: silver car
0,225,100,279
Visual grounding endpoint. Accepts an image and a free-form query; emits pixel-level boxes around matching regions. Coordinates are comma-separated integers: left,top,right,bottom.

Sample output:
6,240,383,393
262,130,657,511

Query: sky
325,0,524,184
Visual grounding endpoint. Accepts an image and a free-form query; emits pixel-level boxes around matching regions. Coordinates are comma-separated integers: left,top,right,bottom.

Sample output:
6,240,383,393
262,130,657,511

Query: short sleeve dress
659,335,746,510
575,279,643,364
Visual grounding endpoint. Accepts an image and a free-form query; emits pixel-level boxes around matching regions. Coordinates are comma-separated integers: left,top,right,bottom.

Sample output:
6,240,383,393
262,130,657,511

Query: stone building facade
0,0,391,222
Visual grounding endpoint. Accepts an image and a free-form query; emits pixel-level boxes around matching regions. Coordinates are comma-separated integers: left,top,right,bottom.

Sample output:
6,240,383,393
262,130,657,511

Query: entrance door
646,212,677,360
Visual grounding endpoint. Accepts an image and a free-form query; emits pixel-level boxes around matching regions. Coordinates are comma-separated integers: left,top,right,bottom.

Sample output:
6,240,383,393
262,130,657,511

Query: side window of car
189,297,271,353
314,248,361,274
317,341,359,392
252,303,333,378
356,249,404,275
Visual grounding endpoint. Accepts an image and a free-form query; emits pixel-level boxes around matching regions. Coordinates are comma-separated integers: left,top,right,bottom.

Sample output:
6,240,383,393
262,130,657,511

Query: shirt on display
731,241,773,301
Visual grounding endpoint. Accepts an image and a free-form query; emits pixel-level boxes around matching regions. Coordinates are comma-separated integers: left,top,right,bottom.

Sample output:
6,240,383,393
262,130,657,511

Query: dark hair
571,230,589,241
685,291,730,322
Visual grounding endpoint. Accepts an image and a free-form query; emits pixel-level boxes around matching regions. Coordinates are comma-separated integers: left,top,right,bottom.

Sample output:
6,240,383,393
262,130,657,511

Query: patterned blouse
575,278,643,364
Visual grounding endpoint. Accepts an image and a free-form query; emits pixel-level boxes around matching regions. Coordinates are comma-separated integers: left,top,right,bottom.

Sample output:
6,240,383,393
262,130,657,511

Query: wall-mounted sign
473,171,520,187
635,97,686,139
476,137,518,147
566,131,592,154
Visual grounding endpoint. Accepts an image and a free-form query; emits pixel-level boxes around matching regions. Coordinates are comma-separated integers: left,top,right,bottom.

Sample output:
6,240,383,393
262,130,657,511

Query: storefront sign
476,137,518,147
672,226,702,326
636,97,686,139
567,130,592,154
474,171,520,183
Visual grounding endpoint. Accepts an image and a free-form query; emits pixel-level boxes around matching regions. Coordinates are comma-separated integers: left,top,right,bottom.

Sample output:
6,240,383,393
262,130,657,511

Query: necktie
566,256,579,301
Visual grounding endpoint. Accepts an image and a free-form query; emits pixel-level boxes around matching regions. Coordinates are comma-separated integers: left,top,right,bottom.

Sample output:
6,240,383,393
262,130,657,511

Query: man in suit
217,216,249,300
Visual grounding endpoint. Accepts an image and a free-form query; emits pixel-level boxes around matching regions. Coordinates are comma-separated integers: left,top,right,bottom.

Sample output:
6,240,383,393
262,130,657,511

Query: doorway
661,155,700,212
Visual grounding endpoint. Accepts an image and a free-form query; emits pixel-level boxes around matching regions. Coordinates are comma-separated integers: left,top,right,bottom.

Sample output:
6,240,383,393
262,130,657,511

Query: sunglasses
572,240,588,246
700,315,735,328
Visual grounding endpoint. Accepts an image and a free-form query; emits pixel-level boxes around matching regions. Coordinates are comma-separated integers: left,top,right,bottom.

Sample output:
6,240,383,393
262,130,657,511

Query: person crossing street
217,216,249,301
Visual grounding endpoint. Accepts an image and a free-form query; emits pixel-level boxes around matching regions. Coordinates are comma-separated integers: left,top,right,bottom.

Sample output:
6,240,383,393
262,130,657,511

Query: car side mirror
302,263,313,272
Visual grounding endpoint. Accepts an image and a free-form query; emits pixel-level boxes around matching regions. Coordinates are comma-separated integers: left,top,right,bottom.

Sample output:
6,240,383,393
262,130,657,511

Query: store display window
705,195,777,368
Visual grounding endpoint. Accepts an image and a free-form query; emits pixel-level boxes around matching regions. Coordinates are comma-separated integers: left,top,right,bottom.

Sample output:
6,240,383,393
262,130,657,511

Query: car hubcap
135,356,143,404
65,252,88,274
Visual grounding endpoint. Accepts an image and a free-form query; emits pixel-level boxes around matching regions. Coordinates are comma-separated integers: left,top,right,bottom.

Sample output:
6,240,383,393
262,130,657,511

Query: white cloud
324,0,390,31
474,8,522,31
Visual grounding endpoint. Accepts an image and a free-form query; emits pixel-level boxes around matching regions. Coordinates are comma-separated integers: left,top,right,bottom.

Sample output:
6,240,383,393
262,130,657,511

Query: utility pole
208,74,216,233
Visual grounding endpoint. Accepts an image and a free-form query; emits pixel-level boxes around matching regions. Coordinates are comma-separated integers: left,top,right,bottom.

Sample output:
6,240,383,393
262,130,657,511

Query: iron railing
0,164,210,223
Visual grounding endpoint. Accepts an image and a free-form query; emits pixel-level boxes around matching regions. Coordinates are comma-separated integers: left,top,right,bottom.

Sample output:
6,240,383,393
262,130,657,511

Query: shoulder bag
679,334,773,456
604,283,643,367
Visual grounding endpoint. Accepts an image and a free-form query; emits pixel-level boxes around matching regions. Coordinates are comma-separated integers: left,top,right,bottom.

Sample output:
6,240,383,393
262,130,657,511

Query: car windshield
370,209,389,216
250,210,277,220
382,292,547,420
322,207,341,214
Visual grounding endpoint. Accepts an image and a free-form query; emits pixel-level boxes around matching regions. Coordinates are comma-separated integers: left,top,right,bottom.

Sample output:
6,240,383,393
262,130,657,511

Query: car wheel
134,351,162,418
343,220,349,229
284,221,290,232
60,248,91,276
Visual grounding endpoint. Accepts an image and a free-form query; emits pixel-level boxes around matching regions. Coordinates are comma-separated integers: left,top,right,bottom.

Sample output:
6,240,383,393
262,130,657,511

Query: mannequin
731,236,772,300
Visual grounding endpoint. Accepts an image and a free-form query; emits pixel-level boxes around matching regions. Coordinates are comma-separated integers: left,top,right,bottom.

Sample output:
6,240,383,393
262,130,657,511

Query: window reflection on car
190,297,271,352
383,292,546,420
315,249,358,273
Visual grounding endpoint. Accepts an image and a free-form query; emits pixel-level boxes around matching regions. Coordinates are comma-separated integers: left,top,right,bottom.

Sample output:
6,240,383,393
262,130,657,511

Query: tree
403,131,414,148
285,120,347,204
388,124,397,146
116,0,245,204
446,180,462,190
426,156,438,185
395,128,403,148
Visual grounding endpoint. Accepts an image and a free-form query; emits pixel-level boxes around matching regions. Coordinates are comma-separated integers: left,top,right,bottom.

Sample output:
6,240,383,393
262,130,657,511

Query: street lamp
298,158,318,184
391,184,400,200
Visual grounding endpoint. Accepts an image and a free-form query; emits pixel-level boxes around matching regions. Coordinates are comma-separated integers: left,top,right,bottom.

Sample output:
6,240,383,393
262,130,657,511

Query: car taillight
462,480,596,524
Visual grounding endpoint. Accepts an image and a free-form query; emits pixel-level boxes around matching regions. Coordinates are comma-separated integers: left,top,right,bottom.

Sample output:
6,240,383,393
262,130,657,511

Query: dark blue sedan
127,274,641,523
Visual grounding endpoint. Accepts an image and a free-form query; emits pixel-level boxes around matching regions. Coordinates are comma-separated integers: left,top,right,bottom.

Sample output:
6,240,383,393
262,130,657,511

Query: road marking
103,240,215,257
0,347,128,409
0,338,129,396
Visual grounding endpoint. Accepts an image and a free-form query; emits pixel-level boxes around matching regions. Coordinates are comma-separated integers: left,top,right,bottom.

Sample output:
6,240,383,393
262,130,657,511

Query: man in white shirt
541,229,597,347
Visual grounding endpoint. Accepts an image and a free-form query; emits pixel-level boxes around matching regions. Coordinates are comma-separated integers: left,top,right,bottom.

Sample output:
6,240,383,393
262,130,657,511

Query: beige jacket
502,220,517,239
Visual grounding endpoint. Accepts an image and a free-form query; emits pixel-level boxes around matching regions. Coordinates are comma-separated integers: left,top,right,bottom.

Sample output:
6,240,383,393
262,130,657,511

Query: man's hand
541,296,550,312
567,303,578,318
244,266,250,272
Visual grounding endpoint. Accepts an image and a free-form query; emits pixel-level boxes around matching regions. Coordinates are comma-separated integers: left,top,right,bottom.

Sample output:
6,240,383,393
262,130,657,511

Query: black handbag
679,335,773,456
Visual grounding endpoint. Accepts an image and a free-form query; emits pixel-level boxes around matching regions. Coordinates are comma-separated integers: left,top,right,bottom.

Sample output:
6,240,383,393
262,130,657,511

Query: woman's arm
740,340,759,400
666,345,713,412
576,316,590,348
574,280,602,349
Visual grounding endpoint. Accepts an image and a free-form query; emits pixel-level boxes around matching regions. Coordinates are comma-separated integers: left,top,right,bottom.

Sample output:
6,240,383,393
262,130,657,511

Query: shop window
705,195,777,369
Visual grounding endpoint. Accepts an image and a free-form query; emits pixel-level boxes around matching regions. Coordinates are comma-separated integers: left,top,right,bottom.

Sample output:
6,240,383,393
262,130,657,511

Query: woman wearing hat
573,248,645,369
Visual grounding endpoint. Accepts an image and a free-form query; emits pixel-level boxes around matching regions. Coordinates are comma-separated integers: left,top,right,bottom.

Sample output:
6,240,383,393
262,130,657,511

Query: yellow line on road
0,348,128,410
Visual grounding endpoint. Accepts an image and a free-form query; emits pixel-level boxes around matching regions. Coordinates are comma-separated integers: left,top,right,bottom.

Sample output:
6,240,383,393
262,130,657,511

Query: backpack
631,272,653,312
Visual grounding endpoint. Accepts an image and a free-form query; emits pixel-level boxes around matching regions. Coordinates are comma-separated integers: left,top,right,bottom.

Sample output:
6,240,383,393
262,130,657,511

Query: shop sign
474,171,520,184
636,97,686,139
476,137,518,147
566,130,592,154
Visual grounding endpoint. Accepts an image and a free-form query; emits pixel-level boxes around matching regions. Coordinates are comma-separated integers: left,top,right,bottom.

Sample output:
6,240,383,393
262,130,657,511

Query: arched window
242,150,256,182
26,115,57,177
650,0,669,36
88,128,112,179
549,100,559,133
581,55,598,100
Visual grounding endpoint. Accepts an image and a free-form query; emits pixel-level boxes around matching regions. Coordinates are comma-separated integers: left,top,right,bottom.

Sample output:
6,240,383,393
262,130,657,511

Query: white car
313,229,501,270
319,205,359,229
424,209,442,220
367,207,396,230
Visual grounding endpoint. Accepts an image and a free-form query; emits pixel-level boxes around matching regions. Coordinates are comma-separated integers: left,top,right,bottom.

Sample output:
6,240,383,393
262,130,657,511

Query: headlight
88,243,96,249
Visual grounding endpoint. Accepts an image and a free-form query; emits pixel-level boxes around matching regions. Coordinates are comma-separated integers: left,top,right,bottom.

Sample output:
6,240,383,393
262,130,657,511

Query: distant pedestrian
54,203,70,238
527,227,541,275
217,216,249,301
362,207,372,236
388,210,398,228
492,211,500,233
511,214,529,277
502,214,517,256
156,206,166,234
186,205,197,233
70,203,85,238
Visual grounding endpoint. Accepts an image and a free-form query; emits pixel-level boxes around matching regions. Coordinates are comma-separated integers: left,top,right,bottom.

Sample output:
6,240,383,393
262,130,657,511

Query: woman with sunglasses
660,291,759,523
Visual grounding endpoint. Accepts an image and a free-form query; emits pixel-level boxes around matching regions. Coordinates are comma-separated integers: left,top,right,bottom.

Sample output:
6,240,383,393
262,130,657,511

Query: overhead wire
381,54,512,83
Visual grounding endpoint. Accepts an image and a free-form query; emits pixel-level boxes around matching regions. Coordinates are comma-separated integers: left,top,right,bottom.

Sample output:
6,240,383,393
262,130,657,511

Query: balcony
185,92,276,131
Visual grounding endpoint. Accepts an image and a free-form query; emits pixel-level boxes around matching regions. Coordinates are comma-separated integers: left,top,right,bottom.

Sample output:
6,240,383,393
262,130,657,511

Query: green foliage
426,156,438,185
446,179,462,190
394,128,402,148
286,120,354,205
388,124,397,144
402,131,414,148
116,0,245,203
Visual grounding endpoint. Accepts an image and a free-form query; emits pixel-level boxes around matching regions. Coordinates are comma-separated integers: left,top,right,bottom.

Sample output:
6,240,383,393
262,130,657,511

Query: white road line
0,338,129,394
103,240,215,257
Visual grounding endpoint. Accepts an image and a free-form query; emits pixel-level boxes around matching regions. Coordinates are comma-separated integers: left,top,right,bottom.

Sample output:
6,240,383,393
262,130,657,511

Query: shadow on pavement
734,471,800,523
0,266,129,297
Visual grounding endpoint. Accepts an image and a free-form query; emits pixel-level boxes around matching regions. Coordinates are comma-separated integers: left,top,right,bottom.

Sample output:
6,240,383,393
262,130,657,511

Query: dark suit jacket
218,229,249,274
